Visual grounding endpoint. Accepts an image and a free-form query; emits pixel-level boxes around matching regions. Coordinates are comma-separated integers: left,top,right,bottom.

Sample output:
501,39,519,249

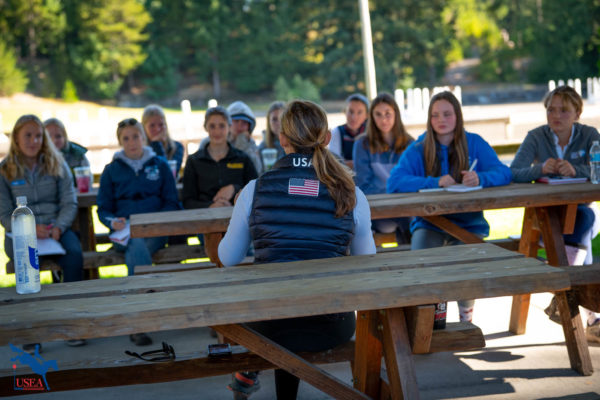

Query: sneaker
129,333,153,346
228,371,261,399
544,296,561,325
66,339,87,347
586,321,600,344
22,343,42,355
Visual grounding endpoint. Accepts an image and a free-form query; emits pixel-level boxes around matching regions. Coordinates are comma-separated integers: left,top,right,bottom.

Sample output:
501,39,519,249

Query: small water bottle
11,196,40,294
590,140,600,184
433,302,447,330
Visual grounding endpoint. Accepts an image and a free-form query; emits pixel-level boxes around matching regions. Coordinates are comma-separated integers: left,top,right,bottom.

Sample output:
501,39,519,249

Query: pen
468,159,478,172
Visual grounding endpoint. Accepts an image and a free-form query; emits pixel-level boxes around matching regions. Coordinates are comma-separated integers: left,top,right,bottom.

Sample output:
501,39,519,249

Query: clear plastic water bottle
590,140,600,184
12,196,40,294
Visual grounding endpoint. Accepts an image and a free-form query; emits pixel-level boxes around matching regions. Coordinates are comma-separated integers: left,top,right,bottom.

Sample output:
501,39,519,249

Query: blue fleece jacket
353,135,414,195
387,132,512,236
97,149,180,230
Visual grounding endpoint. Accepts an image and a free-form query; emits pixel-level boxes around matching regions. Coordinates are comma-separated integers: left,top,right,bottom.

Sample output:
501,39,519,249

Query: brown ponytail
281,100,356,217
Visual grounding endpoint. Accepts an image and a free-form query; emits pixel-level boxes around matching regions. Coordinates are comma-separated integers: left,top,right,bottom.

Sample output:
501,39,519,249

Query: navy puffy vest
250,153,355,264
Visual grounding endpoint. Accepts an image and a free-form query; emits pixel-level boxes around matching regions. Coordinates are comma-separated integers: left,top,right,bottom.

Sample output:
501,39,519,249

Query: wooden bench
0,319,482,395
5,244,207,279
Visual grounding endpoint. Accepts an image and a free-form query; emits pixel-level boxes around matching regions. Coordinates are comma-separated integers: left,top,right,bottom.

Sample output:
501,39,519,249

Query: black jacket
182,142,257,209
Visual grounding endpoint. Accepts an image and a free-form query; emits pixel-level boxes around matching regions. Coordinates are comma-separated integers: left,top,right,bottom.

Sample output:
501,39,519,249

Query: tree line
0,0,599,102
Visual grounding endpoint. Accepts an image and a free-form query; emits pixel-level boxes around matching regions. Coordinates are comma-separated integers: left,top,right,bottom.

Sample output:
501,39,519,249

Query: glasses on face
125,341,176,362
118,118,138,128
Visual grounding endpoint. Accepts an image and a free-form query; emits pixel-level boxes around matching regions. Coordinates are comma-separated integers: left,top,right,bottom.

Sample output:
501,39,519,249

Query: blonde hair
141,104,176,158
543,85,583,116
1,114,65,181
365,92,411,154
116,118,147,146
424,91,469,182
265,101,285,148
43,118,69,143
280,100,356,217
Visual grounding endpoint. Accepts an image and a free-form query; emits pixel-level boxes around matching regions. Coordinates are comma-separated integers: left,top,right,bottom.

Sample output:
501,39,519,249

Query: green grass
0,206,597,288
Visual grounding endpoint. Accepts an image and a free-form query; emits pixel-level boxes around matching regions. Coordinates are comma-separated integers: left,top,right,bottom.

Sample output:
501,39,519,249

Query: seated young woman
218,100,375,400
328,93,369,167
387,91,512,323
353,92,414,244
141,104,184,179
510,85,600,342
182,106,257,211
0,115,85,350
97,118,180,346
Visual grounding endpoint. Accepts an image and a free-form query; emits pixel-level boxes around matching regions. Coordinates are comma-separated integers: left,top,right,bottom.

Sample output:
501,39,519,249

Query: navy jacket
250,153,354,264
97,152,180,230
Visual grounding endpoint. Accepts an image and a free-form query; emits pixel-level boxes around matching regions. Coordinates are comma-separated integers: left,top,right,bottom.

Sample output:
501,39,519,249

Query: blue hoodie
387,132,512,236
97,147,180,230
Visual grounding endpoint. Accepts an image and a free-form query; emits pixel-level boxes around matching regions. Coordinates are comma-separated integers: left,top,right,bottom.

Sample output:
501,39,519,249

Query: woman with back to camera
218,100,376,400
510,85,600,342
0,114,85,351
353,92,414,244
387,91,511,324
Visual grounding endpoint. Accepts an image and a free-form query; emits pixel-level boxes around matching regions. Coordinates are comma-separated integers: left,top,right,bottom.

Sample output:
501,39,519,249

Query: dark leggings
247,312,356,400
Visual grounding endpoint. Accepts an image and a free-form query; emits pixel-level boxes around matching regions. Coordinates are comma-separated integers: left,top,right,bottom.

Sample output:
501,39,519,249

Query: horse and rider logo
9,343,58,391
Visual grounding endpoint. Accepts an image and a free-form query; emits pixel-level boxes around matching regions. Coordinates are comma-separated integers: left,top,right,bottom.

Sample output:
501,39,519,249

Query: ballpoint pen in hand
468,159,478,172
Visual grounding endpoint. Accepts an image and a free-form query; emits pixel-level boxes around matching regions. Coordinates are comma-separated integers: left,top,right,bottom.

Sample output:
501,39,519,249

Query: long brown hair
424,91,468,182
141,104,177,159
1,115,65,181
280,100,355,217
265,101,285,148
365,92,411,153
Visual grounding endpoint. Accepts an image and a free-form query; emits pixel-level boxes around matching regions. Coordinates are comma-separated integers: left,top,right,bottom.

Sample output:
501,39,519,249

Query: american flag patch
288,178,319,197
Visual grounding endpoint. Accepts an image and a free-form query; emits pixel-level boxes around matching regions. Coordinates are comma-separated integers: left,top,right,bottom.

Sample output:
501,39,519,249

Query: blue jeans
563,204,595,265
4,228,84,282
113,237,167,276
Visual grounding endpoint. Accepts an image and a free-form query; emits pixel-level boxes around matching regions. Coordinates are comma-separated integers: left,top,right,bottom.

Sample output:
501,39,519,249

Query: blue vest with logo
250,153,355,264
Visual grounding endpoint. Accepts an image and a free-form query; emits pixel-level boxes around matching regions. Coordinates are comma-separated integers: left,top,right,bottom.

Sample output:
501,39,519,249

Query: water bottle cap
16,196,27,206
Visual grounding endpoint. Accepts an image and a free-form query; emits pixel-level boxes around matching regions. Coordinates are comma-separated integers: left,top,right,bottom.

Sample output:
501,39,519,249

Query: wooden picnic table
129,181,600,376
0,244,569,399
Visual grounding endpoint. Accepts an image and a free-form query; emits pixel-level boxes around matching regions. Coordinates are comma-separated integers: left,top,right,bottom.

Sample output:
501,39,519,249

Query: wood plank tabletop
0,244,569,345
130,183,600,238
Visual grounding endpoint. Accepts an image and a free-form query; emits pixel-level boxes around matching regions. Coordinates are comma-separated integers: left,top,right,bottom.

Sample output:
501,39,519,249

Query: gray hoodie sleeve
510,128,546,182
0,174,15,231
54,162,78,233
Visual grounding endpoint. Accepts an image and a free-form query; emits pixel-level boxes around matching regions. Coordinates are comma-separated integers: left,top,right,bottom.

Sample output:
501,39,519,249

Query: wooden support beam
213,323,368,400
405,305,434,354
354,310,383,399
380,308,421,400
423,216,484,244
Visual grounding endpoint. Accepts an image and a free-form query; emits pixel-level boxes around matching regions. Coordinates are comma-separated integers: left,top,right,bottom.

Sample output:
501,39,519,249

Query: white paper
6,233,66,256
37,238,67,256
109,223,130,246
445,184,483,192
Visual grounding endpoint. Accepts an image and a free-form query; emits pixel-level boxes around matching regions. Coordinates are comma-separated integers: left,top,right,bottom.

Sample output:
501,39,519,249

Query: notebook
536,177,587,185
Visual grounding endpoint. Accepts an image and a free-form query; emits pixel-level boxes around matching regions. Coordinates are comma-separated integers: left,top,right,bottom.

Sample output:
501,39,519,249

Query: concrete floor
2,292,599,399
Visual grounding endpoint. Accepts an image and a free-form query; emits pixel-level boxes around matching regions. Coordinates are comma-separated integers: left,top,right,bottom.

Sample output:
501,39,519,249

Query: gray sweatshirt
0,158,77,233
510,123,600,182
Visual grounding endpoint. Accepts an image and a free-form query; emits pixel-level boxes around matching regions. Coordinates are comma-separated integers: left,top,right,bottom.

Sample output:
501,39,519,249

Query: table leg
509,208,539,334
354,310,383,399
213,324,369,400
380,308,421,400
536,205,593,375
